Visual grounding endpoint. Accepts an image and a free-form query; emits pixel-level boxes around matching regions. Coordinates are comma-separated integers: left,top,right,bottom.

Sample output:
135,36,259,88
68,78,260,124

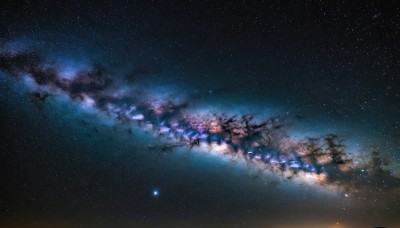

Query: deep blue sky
1,1,400,227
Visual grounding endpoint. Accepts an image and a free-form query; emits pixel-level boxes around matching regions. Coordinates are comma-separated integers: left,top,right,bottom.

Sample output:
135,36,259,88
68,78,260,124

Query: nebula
0,42,399,196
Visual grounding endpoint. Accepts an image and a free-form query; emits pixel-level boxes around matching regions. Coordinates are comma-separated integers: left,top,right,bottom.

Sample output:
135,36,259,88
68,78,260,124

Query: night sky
1,1,400,227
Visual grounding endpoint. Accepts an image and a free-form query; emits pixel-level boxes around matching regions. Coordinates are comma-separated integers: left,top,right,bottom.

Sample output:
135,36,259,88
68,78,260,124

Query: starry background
1,1,400,227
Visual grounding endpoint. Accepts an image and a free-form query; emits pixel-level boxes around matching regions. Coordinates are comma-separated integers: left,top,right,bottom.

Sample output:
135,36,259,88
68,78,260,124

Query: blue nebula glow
57,59,89,79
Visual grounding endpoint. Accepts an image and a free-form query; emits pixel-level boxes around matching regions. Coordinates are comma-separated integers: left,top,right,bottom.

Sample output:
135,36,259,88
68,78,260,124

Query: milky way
1,42,399,198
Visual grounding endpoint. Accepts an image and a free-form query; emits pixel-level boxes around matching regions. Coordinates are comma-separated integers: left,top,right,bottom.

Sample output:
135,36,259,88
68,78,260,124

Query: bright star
152,189,159,197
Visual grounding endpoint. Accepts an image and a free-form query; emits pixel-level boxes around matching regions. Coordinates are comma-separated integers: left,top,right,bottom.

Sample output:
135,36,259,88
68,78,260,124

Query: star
152,189,159,197
372,12,381,20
